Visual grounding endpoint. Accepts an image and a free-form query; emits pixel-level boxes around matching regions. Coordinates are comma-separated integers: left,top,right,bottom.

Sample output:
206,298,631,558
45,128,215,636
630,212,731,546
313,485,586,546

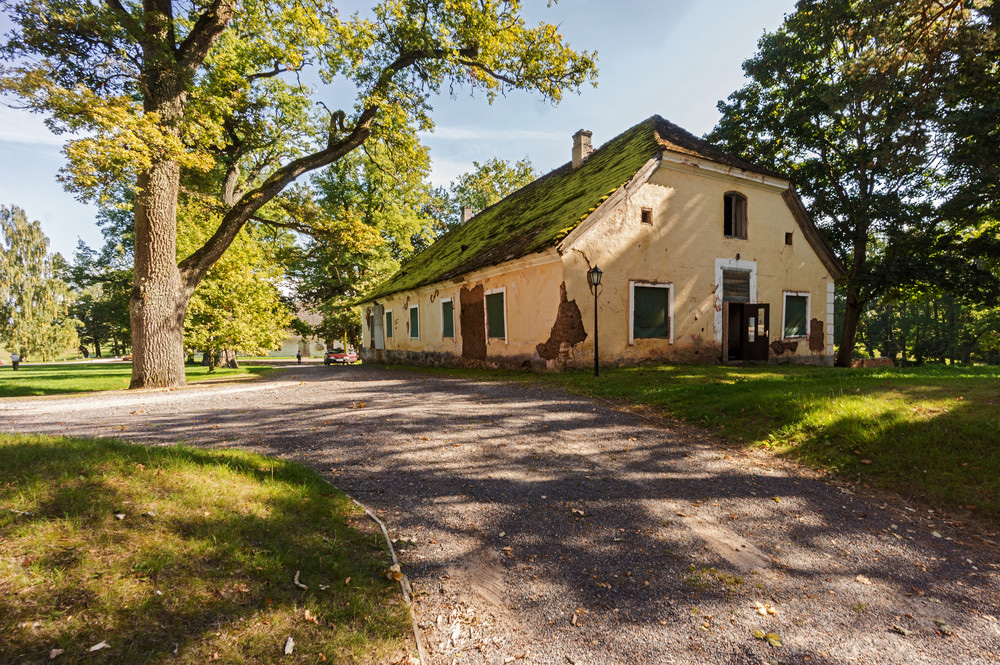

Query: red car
323,348,358,365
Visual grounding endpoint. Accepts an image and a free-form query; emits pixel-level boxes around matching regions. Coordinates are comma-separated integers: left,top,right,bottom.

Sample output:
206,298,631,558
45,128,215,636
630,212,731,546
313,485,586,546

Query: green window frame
442,299,454,338
385,310,392,338
485,289,506,341
409,305,419,339
783,292,809,338
630,281,672,343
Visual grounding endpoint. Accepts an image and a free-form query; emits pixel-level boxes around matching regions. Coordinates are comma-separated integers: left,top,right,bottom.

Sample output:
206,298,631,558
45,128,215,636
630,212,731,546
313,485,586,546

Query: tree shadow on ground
5,365,1000,664
0,435,409,665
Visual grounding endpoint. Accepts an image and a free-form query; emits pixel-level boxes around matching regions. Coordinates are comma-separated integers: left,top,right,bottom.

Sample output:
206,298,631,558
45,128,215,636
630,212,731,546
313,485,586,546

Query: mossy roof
361,115,786,302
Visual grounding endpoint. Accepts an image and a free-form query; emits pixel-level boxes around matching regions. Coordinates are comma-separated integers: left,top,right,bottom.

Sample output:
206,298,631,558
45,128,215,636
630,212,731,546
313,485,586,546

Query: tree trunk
221,348,238,368
836,287,863,367
129,158,188,388
129,4,190,389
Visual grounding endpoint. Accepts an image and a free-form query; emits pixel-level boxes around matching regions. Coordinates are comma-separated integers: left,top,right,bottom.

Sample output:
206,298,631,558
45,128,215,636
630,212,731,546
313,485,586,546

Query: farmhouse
358,116,844,368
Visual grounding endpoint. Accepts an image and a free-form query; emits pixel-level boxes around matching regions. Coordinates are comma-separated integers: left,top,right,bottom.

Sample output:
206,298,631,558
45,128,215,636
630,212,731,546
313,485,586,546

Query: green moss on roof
361,115,780,302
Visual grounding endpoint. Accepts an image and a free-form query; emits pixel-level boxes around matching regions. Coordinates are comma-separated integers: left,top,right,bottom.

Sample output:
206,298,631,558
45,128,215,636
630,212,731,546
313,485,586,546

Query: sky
0,0,798,258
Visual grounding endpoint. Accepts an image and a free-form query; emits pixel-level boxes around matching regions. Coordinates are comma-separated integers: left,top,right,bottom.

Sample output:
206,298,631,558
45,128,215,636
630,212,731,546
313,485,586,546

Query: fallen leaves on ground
753,630,782,647
754,601,778,616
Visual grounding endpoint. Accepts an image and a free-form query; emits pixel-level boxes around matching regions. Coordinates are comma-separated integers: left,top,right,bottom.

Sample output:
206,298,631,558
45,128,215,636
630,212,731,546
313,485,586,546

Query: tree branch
178,105,379,290
176,0,235,75
105,0,144,40
455,58,518,86
247,62,301,82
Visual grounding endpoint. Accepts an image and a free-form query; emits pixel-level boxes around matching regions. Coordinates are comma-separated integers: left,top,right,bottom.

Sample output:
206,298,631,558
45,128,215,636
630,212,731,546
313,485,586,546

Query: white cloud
420,126,564,142
426,157,472,188
0,105,69,147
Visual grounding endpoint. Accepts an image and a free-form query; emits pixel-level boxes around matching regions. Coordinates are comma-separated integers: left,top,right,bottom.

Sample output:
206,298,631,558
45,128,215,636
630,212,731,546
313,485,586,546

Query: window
629,281,673,344
640,207,653,225
722,269,751,303
785,232,793,246
485,288,506,341
782,292,809,338
409,304,419,339
368,313,375,338
724,192,748,239
385,310,393,338
441,299,454,338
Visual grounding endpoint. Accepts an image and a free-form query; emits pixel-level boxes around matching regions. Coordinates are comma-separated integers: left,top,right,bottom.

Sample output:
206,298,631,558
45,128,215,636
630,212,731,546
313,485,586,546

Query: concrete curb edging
351,497,429,665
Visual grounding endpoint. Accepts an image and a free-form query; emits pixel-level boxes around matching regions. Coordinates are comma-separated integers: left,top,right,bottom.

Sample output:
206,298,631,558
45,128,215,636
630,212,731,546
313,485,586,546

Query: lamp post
587,265,603,377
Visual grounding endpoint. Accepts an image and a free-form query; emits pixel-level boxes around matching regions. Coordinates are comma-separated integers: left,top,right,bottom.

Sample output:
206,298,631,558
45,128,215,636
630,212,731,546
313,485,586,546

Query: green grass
0,433,410,664
409,364,1000,520
0,362,277,398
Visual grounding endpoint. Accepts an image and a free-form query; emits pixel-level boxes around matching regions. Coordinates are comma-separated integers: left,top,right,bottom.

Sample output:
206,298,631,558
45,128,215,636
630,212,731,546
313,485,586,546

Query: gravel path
3,365,999,665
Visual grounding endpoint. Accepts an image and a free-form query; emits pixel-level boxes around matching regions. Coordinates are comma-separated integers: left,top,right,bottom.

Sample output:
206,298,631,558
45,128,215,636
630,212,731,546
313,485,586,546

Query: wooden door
741,303,769,361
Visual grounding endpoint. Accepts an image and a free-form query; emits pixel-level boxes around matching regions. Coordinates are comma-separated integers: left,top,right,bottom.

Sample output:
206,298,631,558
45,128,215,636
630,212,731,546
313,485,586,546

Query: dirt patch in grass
0,434,410,664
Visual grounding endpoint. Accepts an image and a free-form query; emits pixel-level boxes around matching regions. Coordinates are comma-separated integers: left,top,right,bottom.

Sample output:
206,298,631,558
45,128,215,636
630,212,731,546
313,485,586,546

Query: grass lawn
413,364,1000,521
0,362,276,398
0,434,411,664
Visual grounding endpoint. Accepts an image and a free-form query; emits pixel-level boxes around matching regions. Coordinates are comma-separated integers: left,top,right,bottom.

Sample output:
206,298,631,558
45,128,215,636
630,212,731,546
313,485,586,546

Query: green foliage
0,0,597,386
449,156,537,220
68,239,132,357
941,4,1000,226
708,0,988,363
290,136,438,348
179,201,293,364
858,291,1000,365
0,0,596,210
0,206,79,361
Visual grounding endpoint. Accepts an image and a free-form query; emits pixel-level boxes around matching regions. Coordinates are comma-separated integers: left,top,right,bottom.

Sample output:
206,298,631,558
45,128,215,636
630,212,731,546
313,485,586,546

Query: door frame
714,258,757,346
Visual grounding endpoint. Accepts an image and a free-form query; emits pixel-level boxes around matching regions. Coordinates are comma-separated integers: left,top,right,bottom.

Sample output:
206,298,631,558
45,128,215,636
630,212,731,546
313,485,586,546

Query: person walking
10,352,20,370
296,350,302,365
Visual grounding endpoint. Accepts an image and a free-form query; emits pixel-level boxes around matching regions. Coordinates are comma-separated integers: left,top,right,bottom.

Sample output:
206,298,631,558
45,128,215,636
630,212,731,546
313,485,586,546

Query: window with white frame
484,287,507,342
629,281,673,344
409,304,419,339
782,291,810,338
441,298,455,338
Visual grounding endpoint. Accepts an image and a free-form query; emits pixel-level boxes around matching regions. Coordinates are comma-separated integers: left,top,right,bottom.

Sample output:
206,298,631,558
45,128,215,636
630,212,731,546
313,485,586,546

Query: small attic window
724,192,748,239
785,232,793,246
640,207,653,225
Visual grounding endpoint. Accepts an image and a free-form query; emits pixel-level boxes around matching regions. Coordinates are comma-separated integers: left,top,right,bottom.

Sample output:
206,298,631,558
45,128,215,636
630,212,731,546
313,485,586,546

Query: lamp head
587,265,603,287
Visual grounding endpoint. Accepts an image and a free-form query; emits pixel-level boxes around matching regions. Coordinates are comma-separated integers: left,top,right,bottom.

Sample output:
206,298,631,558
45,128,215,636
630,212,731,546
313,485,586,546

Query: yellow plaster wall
564,162,835,365
363,252,566,366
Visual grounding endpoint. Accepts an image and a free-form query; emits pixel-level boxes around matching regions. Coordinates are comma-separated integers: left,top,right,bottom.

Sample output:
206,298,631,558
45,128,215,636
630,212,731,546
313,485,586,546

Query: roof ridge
360,115,786,303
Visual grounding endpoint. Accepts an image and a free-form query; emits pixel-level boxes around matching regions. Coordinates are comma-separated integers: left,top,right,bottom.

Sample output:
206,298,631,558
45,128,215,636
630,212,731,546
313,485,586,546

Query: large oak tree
0,0,596,387
709,0,984,366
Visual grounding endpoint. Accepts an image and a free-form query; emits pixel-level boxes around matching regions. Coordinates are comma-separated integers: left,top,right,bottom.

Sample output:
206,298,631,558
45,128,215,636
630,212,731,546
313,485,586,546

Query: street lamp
587,265,603,377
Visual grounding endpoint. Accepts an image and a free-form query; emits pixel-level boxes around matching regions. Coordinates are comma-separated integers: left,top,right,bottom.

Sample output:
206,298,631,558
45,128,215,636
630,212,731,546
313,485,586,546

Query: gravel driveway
3,364,999,664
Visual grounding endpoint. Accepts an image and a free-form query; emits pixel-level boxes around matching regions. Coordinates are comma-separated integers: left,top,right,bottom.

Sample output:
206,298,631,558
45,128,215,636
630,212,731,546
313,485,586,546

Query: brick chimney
460,206,474,224
572,129,593,169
